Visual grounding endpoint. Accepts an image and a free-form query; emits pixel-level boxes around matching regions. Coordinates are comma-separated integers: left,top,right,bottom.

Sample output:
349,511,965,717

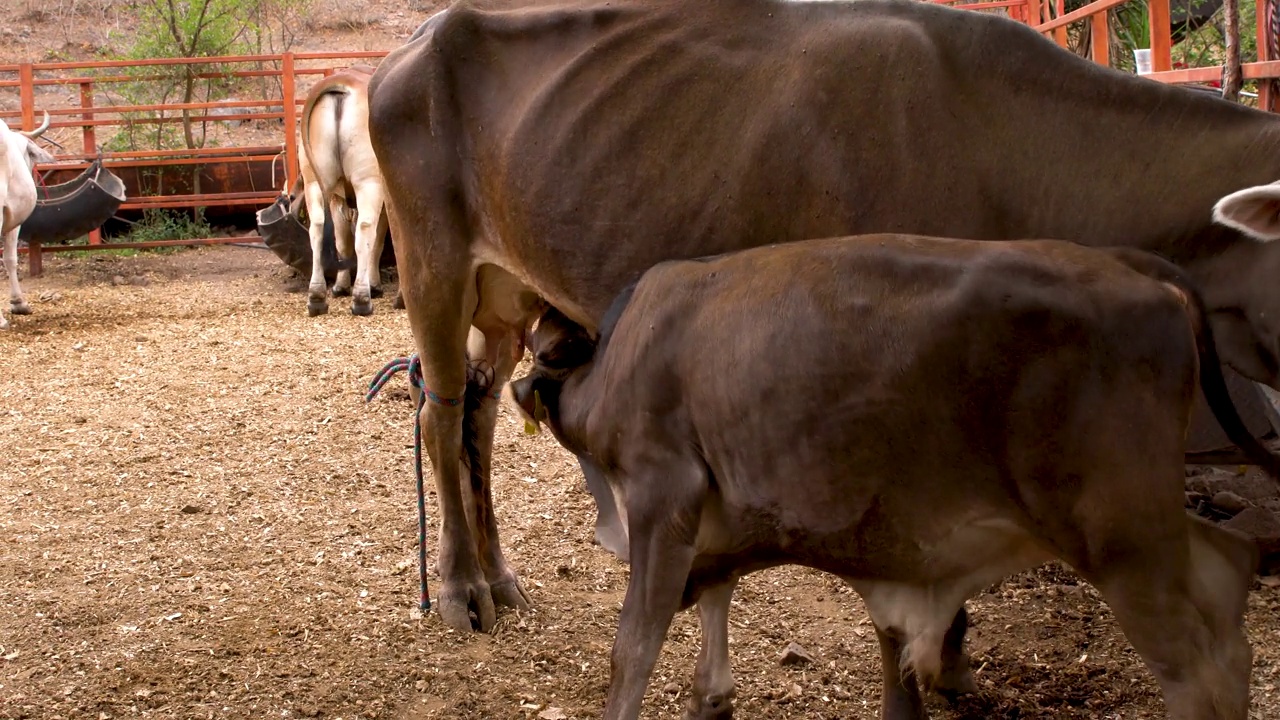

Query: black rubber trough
19,158,127,245
255,192,395,283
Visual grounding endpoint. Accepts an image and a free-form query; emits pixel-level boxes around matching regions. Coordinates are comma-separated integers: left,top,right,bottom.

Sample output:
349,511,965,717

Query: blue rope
366,354,436,611
365,353,505,612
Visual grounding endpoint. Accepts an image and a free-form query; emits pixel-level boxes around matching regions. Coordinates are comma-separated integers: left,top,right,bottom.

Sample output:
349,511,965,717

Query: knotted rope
365,353,506,612
366,354,439,611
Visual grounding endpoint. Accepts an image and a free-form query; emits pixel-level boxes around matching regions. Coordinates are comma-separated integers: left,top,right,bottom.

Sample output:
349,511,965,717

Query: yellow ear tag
524,390,545,436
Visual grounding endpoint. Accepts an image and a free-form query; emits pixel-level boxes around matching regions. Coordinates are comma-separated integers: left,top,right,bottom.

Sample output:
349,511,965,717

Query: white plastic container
1134,48,1153,75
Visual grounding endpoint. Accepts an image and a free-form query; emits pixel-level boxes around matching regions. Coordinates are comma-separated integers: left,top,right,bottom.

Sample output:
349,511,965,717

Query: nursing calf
507,235,1276,720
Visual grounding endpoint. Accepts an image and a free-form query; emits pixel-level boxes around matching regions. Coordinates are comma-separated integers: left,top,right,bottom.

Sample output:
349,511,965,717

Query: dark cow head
506,307,596,449
1210,184,1280,388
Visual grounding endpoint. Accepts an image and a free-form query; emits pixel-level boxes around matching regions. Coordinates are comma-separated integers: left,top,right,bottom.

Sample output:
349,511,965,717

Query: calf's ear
504,377,543,435
1214,183,1280,241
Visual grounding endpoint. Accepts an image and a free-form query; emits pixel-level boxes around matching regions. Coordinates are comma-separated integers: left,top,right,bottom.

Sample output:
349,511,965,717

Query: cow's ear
1214,184,1280,241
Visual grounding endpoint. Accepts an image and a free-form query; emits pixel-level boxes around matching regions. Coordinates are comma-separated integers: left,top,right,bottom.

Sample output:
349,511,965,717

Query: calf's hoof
685,692,734,720
331,284,352,297
351,298,374,317
392,293,405,310
306,298,329,317
10,300,31,315
369,285,385,299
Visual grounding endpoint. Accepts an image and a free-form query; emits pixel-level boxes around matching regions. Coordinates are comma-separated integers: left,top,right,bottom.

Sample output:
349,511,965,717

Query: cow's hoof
369,285,385,299
351,299,374,317
488,573,531,611
10,301,31,316
307,299,329,317
393,293,405,310
685,692,734,720
331,284,352,297
435,578,498,633
930,667,978,702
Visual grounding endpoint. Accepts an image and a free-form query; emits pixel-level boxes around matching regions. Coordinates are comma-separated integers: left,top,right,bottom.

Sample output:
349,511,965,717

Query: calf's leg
603,461,706,720
5,228,29,317
580,453,629,561
1081,517,1254,720
686,579,738,720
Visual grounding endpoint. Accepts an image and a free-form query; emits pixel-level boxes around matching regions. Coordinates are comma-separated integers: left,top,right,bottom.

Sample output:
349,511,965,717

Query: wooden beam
1149,0,1173,72
1090,12,1110,66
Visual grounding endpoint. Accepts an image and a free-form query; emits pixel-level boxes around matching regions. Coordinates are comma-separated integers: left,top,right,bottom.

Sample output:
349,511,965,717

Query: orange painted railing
0,51,389,274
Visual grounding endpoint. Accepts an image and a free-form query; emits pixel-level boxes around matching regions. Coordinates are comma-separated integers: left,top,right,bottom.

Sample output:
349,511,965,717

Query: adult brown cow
367,0,1280,639
506,235,1276,720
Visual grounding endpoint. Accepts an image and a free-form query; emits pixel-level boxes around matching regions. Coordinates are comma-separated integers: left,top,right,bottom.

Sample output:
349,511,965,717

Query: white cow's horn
20,110,50,139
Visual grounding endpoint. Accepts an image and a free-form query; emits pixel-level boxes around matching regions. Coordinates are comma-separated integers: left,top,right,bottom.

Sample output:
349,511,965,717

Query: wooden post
81,81,102,245
1026,0,1042,27
1053,0,1068,47
19,63,34,131
282,52,297,193
28,240,42,278
1090,12,1110,66
1149,0,1173,72
1261,0,1279,112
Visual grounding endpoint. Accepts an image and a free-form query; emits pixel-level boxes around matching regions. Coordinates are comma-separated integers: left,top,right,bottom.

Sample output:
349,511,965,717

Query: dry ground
3,247,1280,720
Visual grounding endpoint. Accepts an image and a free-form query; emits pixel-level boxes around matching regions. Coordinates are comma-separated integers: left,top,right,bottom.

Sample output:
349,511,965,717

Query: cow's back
582,236,1197,573
371,0,1280,326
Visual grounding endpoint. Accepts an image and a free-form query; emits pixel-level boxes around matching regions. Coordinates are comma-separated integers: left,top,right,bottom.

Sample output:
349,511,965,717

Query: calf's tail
1104,247,1280,480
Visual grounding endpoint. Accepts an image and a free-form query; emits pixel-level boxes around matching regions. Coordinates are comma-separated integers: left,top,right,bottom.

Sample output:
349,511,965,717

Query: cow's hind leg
350,181,386,316
1081,516,1254,719
5,227,29,317
603,459,706,720
686,579,738,720
303,178,331,316
463,275,546,611
329,197,355,297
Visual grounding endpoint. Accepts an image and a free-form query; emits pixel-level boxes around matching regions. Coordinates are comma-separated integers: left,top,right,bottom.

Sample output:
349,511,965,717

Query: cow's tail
461,355,497,476
299,83,353,184
1104,247,1280,480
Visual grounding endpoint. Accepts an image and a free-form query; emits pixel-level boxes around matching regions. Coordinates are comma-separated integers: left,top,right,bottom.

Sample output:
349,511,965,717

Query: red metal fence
3,0,1280,276
0,51,387,275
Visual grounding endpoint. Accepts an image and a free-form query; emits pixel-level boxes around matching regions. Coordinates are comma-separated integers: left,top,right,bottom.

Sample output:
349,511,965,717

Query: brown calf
508,235,1274,720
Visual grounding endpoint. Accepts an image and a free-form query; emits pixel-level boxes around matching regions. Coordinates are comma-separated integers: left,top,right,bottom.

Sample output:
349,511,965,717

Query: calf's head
505,307,597,450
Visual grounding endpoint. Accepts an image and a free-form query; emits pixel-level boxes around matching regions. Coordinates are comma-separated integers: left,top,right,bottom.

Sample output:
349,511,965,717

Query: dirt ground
0,247,1279,720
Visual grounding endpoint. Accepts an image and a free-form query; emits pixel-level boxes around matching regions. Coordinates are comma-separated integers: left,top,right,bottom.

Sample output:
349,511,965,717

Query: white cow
298,65,388,317
1,111,52,330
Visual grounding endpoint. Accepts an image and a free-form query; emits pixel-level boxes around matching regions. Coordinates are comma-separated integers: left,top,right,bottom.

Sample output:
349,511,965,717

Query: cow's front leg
603,460,705,720
463,325,530,612
686,580,738,720
4,228,29,318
